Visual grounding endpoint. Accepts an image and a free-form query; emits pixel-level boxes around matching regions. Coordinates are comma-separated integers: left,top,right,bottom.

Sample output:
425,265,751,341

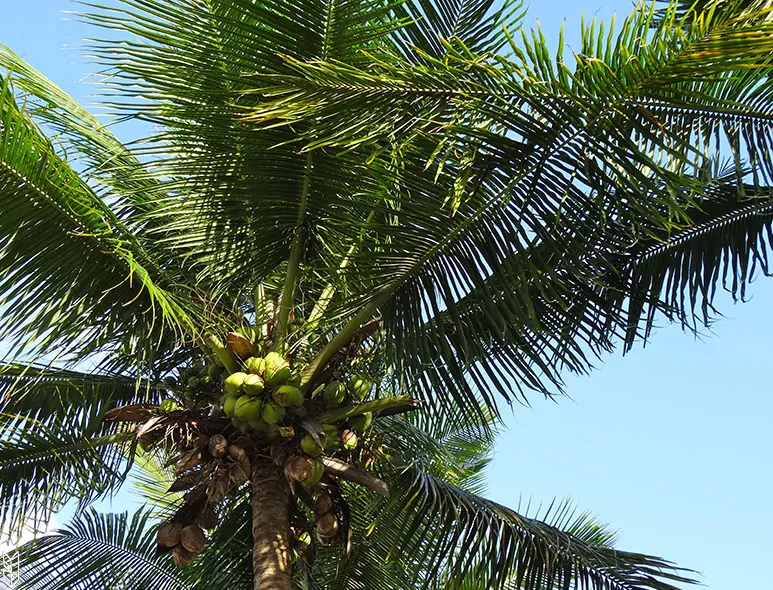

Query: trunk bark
251,461,292,590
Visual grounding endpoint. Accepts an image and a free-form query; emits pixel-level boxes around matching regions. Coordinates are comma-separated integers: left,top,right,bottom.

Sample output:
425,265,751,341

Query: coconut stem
205,334,239,375
276,152,313,349
315,395,419,424
321,457,389,497
300,288,392,388
304,210,376,332
251,462,292,590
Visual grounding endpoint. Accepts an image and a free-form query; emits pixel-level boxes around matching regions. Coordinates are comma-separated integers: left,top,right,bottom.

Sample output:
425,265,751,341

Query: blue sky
1,1,771,588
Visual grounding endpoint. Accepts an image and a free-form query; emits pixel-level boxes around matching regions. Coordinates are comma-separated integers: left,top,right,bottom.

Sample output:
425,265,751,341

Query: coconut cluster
98,305,409,571
144,336,378,567
153,432,252,562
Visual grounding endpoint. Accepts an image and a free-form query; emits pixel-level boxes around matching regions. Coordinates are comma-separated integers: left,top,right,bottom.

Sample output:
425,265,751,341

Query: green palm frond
610,174,773,348
0,365,157,536
390,0,526,60
0,42,167,221
230,1,773,421
0,363,165,420
73,0,402,301
12,508,188,590
0,74,194,362
300,415,693,590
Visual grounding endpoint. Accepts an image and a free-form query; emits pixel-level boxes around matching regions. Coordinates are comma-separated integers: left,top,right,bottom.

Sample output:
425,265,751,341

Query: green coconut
187,376,201,390
231,417,249,433
243,374,265,397
248,416,268,431
160,399,181,413
243,356,265,375
323,381,347,408
262,423,282,442
224,372,248,396
350,411,373,433
207,363,224,380
272,385,304,408
300,434,324,458
234,395,263,421
261,402,286,425
222,395,238,417
347,375,372,401
341,429,358,451
263,352,291,386
303,459,325,487
286,371,302,388
322,424,339,448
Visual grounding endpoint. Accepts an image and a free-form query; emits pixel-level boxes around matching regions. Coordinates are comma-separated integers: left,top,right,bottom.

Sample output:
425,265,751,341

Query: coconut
173,545,196,568
243,356,265,375
347,375,372,400
222,395,238,417
180,524,206,554
228,444,247,462
272,385,303,408
231,417,249,433
242,374,265,397
341,429,358,451
263,352,291,386
316,513,339,544
350,411,373,433
285,456,313,482
160,399,181,413
234,395,263,422
208,434,229,458
322,424,338,447
286,371,302,388
323,381,347,408
224,372,248,396
199,505,218,530
300,434,323,458
261,402,286,425
207,363,224,380
157,521,183,549
314,493,334,518
262,423,282,442
279,425,296,439
303,459,324,488
248,416,268,431
187,376,200,390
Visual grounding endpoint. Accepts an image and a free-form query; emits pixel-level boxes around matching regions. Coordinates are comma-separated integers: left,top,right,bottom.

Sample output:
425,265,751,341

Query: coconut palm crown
2,0,773,588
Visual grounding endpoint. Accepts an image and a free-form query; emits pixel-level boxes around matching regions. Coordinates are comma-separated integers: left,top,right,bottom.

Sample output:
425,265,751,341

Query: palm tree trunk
251,462,292,590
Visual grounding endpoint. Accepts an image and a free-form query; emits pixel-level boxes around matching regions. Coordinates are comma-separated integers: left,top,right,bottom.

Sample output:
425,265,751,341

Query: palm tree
1,0,772,587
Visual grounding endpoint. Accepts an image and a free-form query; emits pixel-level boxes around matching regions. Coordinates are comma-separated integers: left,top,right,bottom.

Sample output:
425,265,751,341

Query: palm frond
0,73,193,361
237,1,773,422
390,0,526,60
12,508,188,590
0,365,156,536
582,164,773,350
366,448,694,588
0,363,165,420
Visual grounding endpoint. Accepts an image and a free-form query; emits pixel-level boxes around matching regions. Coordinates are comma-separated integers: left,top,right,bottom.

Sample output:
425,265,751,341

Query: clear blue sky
2,2,771,588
